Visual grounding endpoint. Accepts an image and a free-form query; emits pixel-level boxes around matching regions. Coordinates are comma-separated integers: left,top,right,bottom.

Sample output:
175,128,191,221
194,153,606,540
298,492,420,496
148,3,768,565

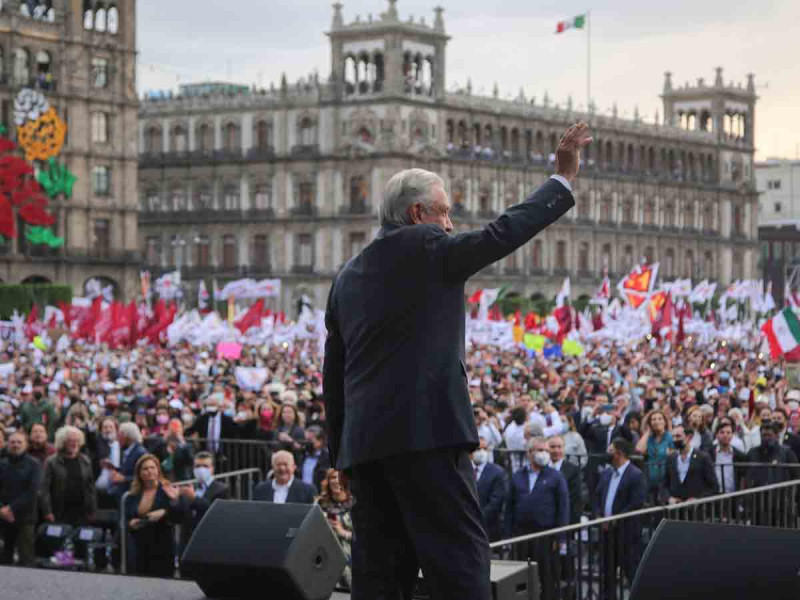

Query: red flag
676,309,686,344
653,293,674,341
513,310,522,327
553,305,572,341
75,297,102,339
127,301,139,346
524,312,539,331
24,304,41,340
95,301,117,344
58,301,72,330
592,311,604,331
278,311,286,324
145,302,177,344
235,299,265,333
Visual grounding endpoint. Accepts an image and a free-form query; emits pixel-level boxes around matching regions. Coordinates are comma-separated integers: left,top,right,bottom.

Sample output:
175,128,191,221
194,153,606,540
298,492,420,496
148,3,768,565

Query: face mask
788,401,800,412
472,450,489,465
764,439,778,450
205,406,218,414
193,466,213,484
224,408,235,418
533,451,550,467
582,407,594,420
156,414,169,425
261,409,274,419
673,439,685,451
182,413,194,425
236,411,248,421
599,414,613,426
104,433,117,442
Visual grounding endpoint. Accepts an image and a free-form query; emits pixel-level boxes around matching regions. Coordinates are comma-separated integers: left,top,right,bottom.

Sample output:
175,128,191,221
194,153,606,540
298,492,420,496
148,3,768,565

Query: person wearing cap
18,382,57,440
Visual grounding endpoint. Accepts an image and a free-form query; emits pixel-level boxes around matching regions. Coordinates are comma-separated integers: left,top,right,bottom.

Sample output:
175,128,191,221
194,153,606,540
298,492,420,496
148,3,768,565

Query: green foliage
0,284,72,320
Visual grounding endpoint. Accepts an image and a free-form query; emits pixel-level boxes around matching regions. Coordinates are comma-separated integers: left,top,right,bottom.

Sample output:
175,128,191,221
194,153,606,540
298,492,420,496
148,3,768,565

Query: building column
240,176,250,212
213,115,222,150
161,118,170,152
241,113,253,154
721,198,732,237
720,246,733,285
188,116,196,151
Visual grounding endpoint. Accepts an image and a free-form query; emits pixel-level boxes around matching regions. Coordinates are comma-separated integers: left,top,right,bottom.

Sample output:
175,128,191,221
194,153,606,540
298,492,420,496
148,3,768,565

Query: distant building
0,1,140,299
756,159,800,303
138,1,759,311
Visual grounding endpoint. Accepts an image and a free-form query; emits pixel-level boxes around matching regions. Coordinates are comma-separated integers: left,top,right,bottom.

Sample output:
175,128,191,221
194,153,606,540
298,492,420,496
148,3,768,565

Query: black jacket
299,447,331,492
555,459,584,523
661,450,718,502
186,413,240,444
323,178,574,468
0,453,42,523
745,445,800,487
40,452,98,521
476,462,507,541
178,480,231,544
252,478,317,504
708,445,748,493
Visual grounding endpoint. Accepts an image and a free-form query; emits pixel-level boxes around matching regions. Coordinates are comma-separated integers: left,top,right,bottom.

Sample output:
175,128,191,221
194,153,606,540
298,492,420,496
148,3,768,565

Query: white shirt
715,447,736,493
272,476,294,504
474,462,486,481
677,451,693,484
550,174,573,192
529,410,565,438
552,458,564,472
527,467,541,492
604,460,630,517
207,412,221,452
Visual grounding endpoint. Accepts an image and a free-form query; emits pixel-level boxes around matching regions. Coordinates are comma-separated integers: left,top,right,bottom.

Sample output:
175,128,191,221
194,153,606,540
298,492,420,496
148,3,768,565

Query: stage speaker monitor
630,520,800,600
416,560,538,600
181,500,346,600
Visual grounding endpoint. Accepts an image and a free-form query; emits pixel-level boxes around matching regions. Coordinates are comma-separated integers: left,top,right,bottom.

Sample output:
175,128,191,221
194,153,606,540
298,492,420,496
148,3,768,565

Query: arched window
13,48,30,85
95,7,107,32
578,196,591,219
684,203,695,229
643,201,655,226
532,240,543,270
703,204,714,231
349,175,368,210
222,122,240,152
222,235,237,269
684,250,695,279
196,123,212,152
298,117,316,146
144,125,161,154
704,252,715,279
622,200,634,224
84,4,94,29
578,243,590,273
555,240,567,271
171,125,187,153
255,120,273,151
91,112,109,143
623,246,634,273
601,244,612,272
644,246,654,264
107,5,120,34
664,203,675,227
600,198,613,223
664,249,675,278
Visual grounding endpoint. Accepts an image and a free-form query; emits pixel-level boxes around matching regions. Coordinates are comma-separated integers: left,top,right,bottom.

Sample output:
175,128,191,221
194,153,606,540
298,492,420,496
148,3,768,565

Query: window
168,235,186,268
93,219,110,257
108,6,120,34
298,233,313,267
622,200,633,224
13,48,30,85
555,240,567,271
144,126,161,153
733,204,743,235
255,120,273,150
222,185,239,211
775,202,782,213
146,236,161,265
196,123,212,152
578,243,590,273
704,252,715,279
768,180,782,190
644,247,654,264
91,112,109,143
664,203,675,227
222,235,237,269
349,232,366,260
664,249,675,278
703,204,714,231
623,246,633,273
34,51,52,89
349,175,368,209
171,126,187,152
195,185,212,210
643,202,655,226
532,241,542,270
253,234,270,267
298,117,316,146
684,250,694,278
195,235,210,267
145,190,160,211
91,166,111,196
222,122,240,152
685,203,695,229
91,57,109,88
253,183,272,210
298,182,314,210
84,6,94,29
170,187,187,211
601,244,612,272
600,198,612,222
95,7,107,32
577,197,591,219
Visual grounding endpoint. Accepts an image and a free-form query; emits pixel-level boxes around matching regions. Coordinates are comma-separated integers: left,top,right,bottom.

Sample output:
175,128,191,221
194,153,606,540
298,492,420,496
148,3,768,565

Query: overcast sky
137,0,799,160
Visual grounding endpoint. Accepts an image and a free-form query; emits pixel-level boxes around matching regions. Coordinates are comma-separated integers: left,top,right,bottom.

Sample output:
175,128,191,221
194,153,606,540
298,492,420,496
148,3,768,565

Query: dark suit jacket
186,413,240,444
506,465,569,536
252,478,317,504
476,462,507,541
111,442,146,497
323,178,574,468
556,459,584,523
594,462,646,518
299,448,331,492
708,446,748,492
661,450,718,502
178,480,231,544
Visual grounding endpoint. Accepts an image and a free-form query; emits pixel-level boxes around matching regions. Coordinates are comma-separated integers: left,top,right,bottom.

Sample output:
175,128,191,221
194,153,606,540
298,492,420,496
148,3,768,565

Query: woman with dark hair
622,411,643,446
635,410,674,502
124,454,182,577
275,404,306,456
316,469,353,589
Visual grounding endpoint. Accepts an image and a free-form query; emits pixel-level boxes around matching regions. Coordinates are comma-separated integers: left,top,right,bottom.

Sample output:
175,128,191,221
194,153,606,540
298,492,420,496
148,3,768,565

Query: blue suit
111,442,146,498
506,465,569,536
594,462,646,518
476,462,507,541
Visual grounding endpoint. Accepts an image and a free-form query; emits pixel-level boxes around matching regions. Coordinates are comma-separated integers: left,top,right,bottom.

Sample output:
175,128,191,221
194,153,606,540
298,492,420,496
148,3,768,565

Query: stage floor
0,566,352,600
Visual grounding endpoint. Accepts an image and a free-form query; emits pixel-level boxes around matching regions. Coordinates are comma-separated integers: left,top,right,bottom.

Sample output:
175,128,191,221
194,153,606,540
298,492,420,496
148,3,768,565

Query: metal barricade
120,467,261,575
492,479,800,600
193,437,274,475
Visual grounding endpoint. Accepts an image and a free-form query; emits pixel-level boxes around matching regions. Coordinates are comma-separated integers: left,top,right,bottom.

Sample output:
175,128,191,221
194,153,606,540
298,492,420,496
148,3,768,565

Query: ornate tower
327,1,450,102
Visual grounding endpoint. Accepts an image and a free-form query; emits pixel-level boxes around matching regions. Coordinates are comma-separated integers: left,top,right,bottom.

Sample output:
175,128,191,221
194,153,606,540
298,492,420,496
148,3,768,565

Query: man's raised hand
555,123,593,183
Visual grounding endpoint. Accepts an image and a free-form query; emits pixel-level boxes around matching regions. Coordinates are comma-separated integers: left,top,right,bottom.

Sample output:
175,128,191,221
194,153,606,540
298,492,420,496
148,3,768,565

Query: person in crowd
506,436,569,600
745,422,799,488
474,405,503,462
316,469,354,589
685,406,713,453
18,383,57,439
503,406,529,472
581,398,627,497
158,420,194,482
772,407,800,458
562,413,588,468
595,438,646,600
252,450,317,503
621,411,642,447
185,392,239,459
0,426,7,461
299,425,330,492
473,437,507,542
727,407,751,451
709,419,747,494
40,426,97,526
548,435,584,524
124,454,183,577
254,397,279,438
745,404,773,451
110,422,147,498
92,417,122,509
0,430,42,566
177,452,230,551
661,425,718,504
27,422,56,464
274,404,306,456
635,410,674,503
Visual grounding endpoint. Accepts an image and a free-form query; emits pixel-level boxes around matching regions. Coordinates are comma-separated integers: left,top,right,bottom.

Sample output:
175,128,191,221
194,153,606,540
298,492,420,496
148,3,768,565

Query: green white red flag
761,307,800,360
556,14,586,34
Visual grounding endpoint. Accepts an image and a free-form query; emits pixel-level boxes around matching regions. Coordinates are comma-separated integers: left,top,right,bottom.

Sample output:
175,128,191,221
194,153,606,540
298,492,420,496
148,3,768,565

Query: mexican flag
556,14,586,34
761,307,800,360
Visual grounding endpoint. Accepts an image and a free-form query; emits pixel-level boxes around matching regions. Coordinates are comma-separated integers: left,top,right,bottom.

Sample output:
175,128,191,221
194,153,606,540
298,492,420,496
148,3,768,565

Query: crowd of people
1,335,799,590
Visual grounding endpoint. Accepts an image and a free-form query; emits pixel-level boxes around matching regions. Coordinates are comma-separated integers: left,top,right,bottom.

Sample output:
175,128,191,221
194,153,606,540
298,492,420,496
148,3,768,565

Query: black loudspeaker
416,560,539,600
630,520,800,600
181,500,346,600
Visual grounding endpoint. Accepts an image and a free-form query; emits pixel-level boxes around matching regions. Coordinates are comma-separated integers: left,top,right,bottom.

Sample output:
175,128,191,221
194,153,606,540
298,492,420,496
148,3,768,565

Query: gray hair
54,425,85,452
526,435,547,450
119,422,142,444
380,168,444,226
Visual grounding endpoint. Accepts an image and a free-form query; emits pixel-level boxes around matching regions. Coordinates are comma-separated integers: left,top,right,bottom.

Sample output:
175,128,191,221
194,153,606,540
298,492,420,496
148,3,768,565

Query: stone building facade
138,1,759,311
0,0,140,299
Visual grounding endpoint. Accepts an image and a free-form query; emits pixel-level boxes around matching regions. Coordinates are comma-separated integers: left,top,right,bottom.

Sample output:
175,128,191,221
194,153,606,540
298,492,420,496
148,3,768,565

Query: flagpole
587,10,591,112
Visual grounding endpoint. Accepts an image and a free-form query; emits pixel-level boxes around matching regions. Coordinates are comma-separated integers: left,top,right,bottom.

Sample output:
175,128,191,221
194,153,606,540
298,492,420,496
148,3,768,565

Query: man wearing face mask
185,393,240,459
745,422,799,488
506,436,568,600
89,417,122,509
178,452,230,553
661,425,718,505
472,437,507,542
772,407,800,459
581,397,627,499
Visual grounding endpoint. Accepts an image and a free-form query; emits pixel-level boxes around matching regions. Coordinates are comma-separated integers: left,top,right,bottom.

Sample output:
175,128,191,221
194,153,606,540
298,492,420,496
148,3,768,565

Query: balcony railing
292,264,314,274
66,249,141,265
291,144,319,156
246,208,275,220
290,204,317,217
340,200,369,215
246,146,276,160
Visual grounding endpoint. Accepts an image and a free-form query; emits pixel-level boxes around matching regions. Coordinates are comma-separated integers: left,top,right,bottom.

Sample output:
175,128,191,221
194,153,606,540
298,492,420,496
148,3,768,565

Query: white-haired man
109,422,146,498
185,392,239,455
324,123,591,599
252,450,316,504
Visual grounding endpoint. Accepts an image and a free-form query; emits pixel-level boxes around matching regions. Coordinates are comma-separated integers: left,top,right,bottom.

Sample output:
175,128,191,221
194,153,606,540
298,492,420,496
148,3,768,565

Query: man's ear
408,203,422,224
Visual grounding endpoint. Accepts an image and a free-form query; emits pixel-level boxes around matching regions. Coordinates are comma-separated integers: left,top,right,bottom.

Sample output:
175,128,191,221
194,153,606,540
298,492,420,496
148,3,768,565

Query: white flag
155,271,182,300
477,288,500,321
198,280,209,310
556,277,571,308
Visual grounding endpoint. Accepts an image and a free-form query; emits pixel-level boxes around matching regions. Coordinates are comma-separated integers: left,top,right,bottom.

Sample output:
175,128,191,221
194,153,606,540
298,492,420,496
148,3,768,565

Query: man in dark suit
299,425,331,492
506,437,569,600
178,452,231,552
772,408,800,459
185,393,239,469
580,398,629,498
661,425,718,504
595,438,646,600
0,431,42,566
323,123,591,600
472,439,507,542
109,422,147,499
252,450,317,504
549,435,584,523
709,419,747,494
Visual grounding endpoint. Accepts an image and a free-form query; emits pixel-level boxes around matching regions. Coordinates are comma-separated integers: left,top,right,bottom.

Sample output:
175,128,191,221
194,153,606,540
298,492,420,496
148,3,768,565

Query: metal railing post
119,491,130,575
